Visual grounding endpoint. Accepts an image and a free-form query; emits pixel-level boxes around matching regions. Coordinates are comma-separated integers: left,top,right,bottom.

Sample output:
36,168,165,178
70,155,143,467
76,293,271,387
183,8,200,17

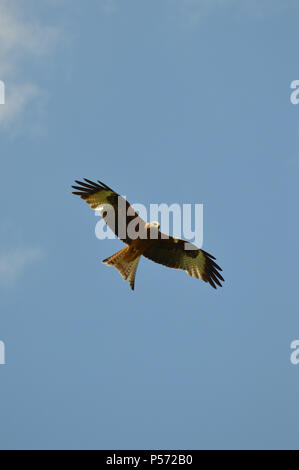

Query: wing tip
71,178,114,196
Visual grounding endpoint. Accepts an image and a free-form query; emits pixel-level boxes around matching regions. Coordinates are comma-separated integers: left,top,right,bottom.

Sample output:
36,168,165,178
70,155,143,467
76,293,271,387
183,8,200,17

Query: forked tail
102,246,141,291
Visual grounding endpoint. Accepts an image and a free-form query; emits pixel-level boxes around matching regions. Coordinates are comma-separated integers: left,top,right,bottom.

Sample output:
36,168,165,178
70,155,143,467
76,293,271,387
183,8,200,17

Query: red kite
72,179,224,291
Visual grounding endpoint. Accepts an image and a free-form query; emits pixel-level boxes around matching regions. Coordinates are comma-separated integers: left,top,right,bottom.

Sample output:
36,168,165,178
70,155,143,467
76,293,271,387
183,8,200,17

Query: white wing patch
86,190,114,210
184,251,205,279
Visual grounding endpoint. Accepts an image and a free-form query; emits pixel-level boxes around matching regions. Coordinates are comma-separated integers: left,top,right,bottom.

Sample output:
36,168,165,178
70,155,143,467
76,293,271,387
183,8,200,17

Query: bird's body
72,179,224,291
121,233,154,260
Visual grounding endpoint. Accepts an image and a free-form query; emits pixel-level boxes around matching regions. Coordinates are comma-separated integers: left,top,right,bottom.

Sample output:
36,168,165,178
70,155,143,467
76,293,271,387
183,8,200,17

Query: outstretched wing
72,179,147,244
143,235,224,289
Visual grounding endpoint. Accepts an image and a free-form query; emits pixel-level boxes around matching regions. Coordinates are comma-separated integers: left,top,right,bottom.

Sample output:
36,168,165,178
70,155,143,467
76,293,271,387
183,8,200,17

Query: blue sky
0,0,298,450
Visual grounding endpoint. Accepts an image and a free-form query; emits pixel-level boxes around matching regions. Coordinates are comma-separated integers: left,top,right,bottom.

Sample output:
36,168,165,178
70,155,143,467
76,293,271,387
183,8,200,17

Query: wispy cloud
99,0,118,14
175,0,299,26
0,247,43,287
0,0,59,129
0,84,40,128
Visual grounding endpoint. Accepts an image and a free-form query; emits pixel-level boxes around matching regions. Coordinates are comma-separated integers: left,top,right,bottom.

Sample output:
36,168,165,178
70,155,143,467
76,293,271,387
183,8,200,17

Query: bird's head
146,221,160,230
145,221,160,239
146,221,160,240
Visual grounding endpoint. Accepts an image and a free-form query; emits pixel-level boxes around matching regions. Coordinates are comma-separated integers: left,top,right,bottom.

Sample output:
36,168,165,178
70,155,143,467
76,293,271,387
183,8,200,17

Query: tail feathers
103,247,141,291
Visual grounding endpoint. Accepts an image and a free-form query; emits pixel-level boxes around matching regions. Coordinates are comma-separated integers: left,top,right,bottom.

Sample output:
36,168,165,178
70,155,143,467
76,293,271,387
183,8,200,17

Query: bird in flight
72,179,224,291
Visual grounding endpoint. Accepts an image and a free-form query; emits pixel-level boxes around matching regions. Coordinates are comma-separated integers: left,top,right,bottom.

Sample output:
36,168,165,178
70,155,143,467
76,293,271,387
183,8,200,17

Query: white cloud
0,0,59,129
0,247,43,287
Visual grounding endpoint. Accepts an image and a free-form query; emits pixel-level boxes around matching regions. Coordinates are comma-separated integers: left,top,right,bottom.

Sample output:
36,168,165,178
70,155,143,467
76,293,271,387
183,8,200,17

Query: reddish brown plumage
72,179,224,290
